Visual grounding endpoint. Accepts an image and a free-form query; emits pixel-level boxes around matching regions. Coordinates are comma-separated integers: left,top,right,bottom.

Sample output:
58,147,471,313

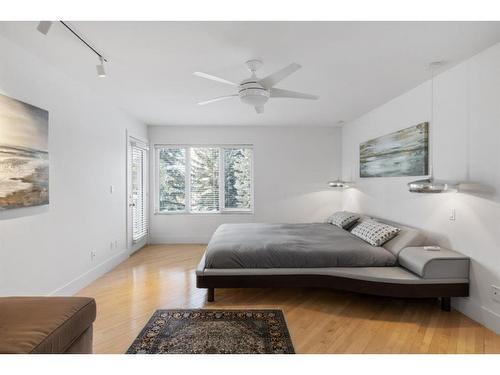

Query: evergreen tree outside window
224,148,252,210
158,148,186,212
156,145,253,213
190,147,220,212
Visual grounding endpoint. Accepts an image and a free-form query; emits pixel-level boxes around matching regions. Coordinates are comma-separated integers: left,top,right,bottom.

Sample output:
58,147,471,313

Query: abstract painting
0,93,49,210
360,122,428,178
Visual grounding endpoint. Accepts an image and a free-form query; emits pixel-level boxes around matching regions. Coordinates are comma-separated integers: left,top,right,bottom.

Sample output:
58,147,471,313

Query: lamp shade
407,178,458,193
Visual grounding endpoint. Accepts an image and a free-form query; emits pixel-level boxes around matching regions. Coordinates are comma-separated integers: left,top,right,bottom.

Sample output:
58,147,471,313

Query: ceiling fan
193,59,319,114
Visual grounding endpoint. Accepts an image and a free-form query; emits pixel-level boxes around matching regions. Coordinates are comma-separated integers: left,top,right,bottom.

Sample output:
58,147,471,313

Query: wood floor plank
76,244,500,354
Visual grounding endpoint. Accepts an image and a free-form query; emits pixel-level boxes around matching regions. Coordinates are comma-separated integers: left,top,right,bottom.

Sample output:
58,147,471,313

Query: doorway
127,135,149,253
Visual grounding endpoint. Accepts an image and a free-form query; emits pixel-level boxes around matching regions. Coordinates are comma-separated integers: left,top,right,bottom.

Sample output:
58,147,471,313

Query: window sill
154,210,254,216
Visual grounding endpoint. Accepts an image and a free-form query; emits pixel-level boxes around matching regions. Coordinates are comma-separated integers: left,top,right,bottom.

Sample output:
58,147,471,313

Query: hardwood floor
77,244,500,354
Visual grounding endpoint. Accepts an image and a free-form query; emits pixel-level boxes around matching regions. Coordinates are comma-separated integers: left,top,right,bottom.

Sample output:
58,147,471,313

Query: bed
196,215,470,310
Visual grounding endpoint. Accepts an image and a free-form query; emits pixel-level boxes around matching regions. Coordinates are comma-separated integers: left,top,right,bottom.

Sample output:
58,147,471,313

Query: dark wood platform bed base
196,273,469,311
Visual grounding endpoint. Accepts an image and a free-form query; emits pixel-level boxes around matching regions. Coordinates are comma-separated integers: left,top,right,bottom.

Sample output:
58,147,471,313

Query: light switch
110,185,114,194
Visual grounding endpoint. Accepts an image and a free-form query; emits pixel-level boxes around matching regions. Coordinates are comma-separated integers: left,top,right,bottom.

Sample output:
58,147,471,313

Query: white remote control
424,246,441,251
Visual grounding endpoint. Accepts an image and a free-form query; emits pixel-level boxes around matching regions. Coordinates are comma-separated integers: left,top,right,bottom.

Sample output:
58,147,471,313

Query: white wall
342,42,500,333
149,125,343,243
0,34,147,296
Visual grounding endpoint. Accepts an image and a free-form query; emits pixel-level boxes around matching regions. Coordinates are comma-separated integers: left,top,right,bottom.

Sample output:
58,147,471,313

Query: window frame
154,144,254,215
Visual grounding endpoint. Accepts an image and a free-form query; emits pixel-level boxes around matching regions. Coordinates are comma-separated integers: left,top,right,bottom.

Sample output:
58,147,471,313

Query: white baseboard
149,235,210,244
453,296,500,334
49,249,130,296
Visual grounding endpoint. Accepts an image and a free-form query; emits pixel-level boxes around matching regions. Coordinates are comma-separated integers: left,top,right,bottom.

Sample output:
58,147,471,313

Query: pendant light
328,177,352,188
408,62,458,193
328,120,352,189
328,179,348,188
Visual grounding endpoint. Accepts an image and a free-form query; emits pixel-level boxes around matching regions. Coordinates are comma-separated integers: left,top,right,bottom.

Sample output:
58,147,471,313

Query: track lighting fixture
96,56,106,78
36,21,108,78
37,21,53,35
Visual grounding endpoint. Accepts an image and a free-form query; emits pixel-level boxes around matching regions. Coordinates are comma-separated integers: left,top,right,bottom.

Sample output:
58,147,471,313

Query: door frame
126,131,149,254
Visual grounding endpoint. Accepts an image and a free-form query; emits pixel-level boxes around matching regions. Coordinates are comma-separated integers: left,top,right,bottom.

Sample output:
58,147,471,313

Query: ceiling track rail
59,21,108,62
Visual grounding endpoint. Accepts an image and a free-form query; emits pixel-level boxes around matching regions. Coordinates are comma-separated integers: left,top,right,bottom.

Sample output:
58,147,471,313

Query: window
156,145,253,213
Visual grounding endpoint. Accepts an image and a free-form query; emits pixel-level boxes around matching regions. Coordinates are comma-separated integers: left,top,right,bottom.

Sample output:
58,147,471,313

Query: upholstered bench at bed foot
0,296,96,354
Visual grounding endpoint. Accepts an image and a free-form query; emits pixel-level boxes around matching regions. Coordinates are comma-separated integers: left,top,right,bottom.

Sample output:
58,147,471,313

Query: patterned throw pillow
350,219,401,246
326,211,360,229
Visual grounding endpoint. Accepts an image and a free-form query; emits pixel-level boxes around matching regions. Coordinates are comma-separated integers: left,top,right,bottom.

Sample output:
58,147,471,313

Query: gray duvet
204,223,397,269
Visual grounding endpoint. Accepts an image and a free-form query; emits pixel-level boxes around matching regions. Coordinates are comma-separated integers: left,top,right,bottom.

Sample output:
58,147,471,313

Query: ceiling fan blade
259,63,301,89
255,106,264,114
270,88,319,100
193,71,237,86
198,94,238,106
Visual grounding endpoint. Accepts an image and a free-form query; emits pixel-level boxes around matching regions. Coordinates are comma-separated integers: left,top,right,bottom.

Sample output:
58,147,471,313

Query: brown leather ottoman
0,297,96,354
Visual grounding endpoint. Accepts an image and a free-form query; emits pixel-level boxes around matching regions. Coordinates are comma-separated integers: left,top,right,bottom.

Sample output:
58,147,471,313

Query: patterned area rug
126,309,295,354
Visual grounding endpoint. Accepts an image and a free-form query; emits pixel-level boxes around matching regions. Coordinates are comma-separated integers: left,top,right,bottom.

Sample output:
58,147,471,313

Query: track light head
96,56,106,78
37,21,53,35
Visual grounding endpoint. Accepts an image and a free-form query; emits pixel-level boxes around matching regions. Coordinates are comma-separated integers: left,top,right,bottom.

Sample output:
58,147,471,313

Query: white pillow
326,211,360,229
350,219,401,246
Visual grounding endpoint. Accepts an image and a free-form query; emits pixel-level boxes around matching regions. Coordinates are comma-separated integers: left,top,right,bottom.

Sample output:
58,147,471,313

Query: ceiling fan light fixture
194,60,318,113
239,89,270,107
239,77,270,107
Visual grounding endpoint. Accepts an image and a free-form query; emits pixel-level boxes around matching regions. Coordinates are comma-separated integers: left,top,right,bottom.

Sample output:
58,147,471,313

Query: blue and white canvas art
359,122,428,178
0,93,49,210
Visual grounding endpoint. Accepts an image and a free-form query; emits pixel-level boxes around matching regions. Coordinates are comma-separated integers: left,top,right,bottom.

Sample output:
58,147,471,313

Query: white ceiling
1,21,500,126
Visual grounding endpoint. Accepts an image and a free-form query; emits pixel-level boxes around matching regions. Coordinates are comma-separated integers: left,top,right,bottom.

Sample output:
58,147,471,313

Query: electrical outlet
110,241,114,250
114,240,118,249
449,208,456,221
110,185,114,194
90,250,96,261
492,285,500,303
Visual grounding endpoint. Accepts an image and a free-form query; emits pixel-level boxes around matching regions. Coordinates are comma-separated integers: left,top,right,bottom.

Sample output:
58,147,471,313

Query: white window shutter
131,144,148,242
